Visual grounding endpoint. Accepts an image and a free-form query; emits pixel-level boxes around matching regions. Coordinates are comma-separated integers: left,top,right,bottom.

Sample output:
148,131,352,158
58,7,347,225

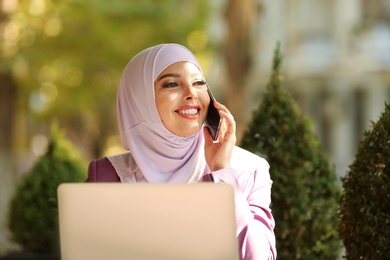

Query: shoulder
231,146,269,172
230,146,271,193
212,146,272,200
86,157,120,182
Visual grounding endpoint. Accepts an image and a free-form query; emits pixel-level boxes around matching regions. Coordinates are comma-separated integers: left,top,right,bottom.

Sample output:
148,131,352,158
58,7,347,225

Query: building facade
216,0,390,178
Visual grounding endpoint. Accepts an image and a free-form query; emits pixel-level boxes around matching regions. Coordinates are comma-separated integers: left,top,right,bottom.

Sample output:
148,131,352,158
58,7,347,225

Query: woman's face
154,61,210,137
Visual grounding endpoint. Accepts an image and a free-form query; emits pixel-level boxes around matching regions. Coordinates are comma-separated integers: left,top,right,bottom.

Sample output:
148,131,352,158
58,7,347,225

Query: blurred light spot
2,0,18,13
104,145,127,157
20,28,36,46
3,22,20,56
38,65,57,84
12,57,29,79
2,42,18,58
40,82,58,103
187,30,208,51
103,135,126,156
65,68,83,87
31,134,48,156
4,22,20,43
29,91,47,113
194,53,211,74
44,18,62,37
29,0,46,16
106,135,121,147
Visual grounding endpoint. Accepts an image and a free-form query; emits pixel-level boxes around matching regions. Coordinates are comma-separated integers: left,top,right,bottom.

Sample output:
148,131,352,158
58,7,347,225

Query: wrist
210,162,230,172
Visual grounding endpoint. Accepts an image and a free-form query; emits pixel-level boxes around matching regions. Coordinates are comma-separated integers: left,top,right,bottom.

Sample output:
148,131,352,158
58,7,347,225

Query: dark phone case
205,84,222,141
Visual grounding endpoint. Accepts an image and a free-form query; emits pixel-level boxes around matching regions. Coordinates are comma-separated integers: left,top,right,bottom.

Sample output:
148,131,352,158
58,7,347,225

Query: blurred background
1,0,389,253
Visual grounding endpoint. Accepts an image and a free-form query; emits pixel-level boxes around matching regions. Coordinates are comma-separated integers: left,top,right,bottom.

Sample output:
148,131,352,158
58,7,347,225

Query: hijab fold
108,44,206,183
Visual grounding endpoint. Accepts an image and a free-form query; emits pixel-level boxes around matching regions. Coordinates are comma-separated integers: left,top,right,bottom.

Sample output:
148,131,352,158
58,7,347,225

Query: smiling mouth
176,108,199,115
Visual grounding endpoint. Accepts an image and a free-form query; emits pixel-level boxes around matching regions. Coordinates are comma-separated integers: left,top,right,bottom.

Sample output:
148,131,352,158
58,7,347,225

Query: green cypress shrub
339,103,390,259
8,126,86,253
240,44,341,259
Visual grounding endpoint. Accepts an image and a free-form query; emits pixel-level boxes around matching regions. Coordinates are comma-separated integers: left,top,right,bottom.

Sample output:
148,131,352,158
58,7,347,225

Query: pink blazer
86,157,214,183
86,157,120,182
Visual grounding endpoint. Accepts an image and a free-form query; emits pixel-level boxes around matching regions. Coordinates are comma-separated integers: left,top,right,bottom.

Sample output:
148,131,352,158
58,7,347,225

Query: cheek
198,92,210,122
155,93,176,120
200,91,211,108
155,94,168,121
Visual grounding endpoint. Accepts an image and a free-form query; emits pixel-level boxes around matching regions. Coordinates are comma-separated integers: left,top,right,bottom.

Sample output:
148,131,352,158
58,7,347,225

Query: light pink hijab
110,44,207,183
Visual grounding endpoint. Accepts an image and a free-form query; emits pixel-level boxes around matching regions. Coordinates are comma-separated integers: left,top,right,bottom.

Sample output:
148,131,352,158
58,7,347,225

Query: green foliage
8,0,211,117
339,103,390,259
8,126,86,253
240,44,342,259
5,0,211,157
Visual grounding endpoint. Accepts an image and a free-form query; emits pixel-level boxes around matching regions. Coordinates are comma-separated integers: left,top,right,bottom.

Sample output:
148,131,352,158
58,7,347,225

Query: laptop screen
57,183,239,260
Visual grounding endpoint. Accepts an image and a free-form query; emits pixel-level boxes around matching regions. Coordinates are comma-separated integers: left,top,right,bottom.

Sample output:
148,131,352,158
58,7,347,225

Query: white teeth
178,108,198,115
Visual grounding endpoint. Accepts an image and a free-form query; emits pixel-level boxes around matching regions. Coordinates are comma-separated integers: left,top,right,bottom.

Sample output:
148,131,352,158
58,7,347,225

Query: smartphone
204,82,222,141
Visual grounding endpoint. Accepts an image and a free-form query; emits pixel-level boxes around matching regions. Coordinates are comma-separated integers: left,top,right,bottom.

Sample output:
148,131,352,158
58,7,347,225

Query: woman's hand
203,101,236,172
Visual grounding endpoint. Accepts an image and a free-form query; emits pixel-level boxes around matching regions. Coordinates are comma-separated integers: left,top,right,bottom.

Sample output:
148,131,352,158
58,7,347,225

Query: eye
162,81,179,88
193,80,206,87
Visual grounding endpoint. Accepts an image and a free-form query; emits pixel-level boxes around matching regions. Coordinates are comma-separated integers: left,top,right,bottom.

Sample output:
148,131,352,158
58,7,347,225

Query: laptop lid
57,183,239,260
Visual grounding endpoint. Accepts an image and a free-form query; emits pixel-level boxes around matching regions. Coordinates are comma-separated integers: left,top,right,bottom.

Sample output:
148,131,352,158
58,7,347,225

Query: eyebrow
156,73,181,82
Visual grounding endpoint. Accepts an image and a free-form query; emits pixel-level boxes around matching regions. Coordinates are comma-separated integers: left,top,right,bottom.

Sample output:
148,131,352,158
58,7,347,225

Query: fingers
214,101,236,142
203,101,236,171
214,101,234,124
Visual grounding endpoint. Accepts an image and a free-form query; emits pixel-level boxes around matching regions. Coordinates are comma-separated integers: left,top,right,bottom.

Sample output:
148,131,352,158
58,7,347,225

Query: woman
87,43,276,259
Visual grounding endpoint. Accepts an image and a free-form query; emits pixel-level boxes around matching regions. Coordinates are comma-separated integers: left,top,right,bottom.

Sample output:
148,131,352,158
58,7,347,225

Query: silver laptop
57,183,239,260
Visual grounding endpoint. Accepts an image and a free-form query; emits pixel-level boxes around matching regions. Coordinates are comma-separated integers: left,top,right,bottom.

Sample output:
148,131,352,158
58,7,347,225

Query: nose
183,84,197,100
